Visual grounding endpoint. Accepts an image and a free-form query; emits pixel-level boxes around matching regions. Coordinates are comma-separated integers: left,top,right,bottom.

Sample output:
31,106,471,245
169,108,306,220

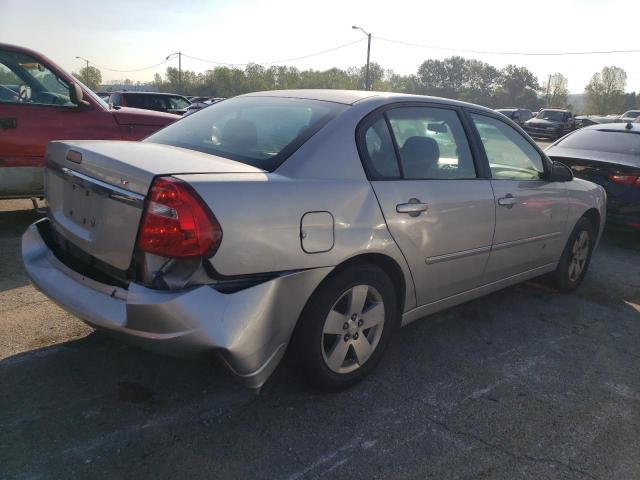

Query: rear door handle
498,194,517,208
396,199,429,217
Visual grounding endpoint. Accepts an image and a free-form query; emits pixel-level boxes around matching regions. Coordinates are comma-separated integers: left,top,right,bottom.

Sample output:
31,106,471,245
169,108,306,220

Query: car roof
540,108,569,112
240,89,498,113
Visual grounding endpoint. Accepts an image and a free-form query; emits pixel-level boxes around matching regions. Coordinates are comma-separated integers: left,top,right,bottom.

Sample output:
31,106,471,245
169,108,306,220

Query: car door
360,104,495,306
0,47,119,196
467,111,568,282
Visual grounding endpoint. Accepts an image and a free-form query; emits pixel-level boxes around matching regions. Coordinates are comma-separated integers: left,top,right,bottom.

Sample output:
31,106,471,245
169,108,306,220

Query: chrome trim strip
60,168,144,206
491,231,561,252
425,245,491,265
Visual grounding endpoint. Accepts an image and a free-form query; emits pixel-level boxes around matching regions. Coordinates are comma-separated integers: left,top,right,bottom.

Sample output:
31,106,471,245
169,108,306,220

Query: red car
0,44,178,199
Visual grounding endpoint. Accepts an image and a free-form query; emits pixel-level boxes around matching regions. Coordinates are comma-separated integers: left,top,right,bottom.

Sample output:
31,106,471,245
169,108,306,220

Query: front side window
146,96,346,171
386,107,477,179
0,49,73,107
471,113,545,180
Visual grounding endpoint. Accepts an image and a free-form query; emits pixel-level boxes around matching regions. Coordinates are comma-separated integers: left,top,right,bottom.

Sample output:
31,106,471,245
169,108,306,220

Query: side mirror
550,161,573,182
69,83,91,109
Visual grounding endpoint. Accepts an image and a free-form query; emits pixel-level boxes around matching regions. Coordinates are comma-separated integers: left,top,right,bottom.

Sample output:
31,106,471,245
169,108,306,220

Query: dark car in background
546,122,640,230
524,109,576,140
574,115,619,128
109,91,190,115
495,108,533,126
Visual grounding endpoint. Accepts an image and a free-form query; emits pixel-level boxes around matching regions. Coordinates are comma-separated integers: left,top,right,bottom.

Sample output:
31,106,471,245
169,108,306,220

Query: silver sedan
22,90,606,390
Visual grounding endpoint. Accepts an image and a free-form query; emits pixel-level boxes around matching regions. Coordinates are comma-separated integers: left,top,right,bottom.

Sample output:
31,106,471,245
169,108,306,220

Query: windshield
536,110,565,121
145,96,347,171
557,129,640,158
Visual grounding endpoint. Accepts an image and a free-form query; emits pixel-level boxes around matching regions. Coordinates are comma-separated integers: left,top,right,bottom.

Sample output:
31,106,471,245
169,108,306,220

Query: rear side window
557,129,640,158
146,96,346,171
386,107,477,179
361,117,400,179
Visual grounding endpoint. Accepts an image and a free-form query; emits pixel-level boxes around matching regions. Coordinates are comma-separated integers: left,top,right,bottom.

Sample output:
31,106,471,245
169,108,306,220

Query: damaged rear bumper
22,219,332,388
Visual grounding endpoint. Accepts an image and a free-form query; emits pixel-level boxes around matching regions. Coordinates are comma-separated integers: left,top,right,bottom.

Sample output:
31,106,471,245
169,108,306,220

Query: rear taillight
137,177,222,258
608,174,640,186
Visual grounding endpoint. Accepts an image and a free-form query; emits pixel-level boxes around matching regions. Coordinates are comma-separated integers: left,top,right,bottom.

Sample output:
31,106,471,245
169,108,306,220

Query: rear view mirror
427,123,447,134
550,161,573,182
69,83,91,109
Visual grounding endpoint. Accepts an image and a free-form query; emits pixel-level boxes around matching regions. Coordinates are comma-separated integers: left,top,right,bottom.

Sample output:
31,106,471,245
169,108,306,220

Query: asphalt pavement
1,193,639,479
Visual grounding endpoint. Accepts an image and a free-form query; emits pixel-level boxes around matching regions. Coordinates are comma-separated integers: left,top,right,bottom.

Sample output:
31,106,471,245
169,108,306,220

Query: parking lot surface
1,195,639,479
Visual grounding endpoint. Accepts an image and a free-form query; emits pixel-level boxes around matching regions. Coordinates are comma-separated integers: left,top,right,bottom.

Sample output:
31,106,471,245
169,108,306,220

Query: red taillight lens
608,174,639,186
137,177,222,258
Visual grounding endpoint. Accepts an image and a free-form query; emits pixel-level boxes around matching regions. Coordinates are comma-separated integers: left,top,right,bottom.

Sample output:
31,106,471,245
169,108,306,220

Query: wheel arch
581,207,601,235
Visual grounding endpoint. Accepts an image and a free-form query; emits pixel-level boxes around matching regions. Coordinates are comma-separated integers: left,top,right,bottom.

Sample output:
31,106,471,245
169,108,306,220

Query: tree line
75,56,638,114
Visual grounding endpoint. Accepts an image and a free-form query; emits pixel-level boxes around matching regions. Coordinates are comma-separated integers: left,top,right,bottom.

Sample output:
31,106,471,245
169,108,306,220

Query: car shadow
0,205,44,292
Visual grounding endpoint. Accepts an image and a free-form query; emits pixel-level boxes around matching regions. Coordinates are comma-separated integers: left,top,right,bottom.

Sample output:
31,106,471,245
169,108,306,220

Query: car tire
289,263,398,391
549,217,595,292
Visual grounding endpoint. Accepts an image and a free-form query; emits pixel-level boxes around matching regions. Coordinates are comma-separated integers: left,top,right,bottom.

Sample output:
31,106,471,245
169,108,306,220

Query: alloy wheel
321,284,385,374
568,230,589,282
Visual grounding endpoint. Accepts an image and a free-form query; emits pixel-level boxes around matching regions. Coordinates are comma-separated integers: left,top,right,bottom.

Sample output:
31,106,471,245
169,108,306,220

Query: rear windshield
146,96,347,170
557,129,640,157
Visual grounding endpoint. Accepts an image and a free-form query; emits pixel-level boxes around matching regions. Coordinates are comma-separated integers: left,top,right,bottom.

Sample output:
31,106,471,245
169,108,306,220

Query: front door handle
0,117,17,130
498,194,517,208
396,198,428,217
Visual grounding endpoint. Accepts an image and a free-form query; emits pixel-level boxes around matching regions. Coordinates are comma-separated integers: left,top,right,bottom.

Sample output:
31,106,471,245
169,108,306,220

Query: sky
2,0,639,93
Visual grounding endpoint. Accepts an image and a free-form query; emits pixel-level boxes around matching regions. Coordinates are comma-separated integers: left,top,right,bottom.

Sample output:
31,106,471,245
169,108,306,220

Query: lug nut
344,334,351,342
343,322,349,330
351,314,357,321
353,333,359,340
357,319,364,327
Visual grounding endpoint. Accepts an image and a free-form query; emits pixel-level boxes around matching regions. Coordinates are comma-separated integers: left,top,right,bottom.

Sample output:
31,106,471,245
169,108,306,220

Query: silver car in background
22,90,606,391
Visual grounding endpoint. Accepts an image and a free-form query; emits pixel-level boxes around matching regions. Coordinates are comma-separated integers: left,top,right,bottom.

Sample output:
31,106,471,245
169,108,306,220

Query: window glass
110,92,122,106
0,49,73,106
535,110,565,121
362,117,400,179
168,96,190,109
386,107,476,179
146,96,346,171
471,113,545,180
556,129,640,157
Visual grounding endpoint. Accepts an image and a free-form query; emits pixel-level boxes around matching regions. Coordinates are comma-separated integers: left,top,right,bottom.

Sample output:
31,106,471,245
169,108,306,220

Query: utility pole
75,56,90,75
352,25,372,90
166,51,183,93
546,74,552,107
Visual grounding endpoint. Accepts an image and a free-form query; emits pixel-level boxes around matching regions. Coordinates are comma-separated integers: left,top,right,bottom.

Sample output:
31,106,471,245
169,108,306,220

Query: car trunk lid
44,140,263,271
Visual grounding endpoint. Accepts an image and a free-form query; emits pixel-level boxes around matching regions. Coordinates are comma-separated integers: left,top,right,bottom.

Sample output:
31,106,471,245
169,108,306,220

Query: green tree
494,65,541,109
72,65,102,91
584,66,627,114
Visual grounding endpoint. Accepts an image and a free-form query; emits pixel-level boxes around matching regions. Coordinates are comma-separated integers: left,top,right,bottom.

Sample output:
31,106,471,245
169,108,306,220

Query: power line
83,59,171,73
375,36,640,56
181,38,366,67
